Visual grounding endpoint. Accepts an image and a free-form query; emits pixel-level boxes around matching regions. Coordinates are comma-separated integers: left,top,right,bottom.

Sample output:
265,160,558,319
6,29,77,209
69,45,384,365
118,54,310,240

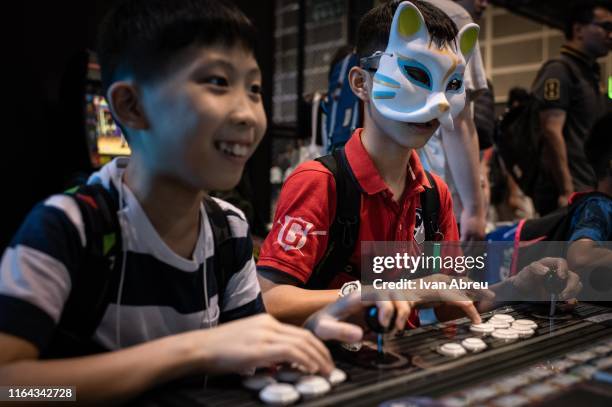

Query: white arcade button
470,323,495,335
327,368,347,386
492,328,519,341
295,376,331,398
490,314,515,323
490,320,511,329
438,343,467,357
512,319,537,329
259,383,300,406
461,337,487,352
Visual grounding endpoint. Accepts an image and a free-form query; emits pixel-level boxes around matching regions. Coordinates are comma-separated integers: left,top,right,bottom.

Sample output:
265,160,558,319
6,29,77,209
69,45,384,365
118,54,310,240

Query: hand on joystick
510,257,582,302
365,306,397,334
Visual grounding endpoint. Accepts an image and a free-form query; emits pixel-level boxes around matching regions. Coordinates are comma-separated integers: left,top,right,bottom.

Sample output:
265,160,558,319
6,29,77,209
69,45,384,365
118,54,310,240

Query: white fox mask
368,1,480,130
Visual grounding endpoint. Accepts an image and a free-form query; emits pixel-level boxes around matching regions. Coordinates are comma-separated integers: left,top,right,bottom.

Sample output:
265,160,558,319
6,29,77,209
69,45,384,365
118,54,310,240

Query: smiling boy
0,0,374,403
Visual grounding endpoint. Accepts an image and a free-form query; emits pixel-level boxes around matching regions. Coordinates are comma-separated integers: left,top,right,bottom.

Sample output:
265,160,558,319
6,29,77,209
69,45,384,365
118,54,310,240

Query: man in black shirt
532,2,611,215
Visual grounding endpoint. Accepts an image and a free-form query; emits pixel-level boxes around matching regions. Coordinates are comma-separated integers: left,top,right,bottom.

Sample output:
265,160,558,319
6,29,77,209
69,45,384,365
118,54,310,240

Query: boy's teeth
232,143,248,156
218,141,248,157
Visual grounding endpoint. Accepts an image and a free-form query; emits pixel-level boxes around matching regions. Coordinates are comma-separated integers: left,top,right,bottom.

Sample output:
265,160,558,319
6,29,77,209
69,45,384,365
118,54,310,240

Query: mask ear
388,1,430,50
457,23,480,63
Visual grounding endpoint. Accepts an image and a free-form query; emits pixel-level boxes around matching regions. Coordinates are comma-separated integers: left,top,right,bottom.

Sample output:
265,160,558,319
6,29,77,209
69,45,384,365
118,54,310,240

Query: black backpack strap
49,183,122,356
310,148,361,289
202,196,235,307
413,171,442,277
420,171,442,241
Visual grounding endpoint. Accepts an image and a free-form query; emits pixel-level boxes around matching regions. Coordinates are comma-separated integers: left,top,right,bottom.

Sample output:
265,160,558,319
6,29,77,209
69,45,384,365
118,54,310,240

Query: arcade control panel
146,303,612,406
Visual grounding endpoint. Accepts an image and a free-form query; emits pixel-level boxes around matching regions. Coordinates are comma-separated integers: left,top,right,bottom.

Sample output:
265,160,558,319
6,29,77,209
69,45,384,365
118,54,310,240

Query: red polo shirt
258,129,459,287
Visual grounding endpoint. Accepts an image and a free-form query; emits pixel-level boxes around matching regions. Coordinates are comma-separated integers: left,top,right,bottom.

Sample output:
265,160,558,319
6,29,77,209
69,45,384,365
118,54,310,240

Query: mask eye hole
446,77,463,92
403,66,431,88
397,58,433,90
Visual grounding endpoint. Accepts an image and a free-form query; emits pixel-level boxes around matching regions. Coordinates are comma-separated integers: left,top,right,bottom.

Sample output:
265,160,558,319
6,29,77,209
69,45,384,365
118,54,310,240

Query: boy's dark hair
356,0,458,60
564,1,612,40
585,112,612,181
97,0,256,96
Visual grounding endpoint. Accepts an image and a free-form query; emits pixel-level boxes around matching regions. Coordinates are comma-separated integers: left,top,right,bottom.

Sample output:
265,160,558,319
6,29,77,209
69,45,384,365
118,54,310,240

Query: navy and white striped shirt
0,158,264,352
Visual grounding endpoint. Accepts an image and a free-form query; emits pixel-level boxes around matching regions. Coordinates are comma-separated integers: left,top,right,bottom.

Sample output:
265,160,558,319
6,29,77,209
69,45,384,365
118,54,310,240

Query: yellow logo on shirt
543,78,560,101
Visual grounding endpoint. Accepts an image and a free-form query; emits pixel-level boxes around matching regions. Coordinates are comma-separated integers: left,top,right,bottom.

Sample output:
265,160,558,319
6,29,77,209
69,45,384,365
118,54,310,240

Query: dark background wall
4,0,274,248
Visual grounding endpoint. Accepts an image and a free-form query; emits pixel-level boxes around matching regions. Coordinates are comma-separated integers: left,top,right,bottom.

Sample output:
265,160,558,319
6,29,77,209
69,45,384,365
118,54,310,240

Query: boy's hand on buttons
195,314,334,375
304,292,369,343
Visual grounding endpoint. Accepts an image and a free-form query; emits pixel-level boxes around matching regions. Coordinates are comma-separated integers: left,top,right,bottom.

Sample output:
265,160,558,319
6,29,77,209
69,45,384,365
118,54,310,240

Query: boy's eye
404,66,431,88
250,84,262,95
203,76,228,87
447,78,463,91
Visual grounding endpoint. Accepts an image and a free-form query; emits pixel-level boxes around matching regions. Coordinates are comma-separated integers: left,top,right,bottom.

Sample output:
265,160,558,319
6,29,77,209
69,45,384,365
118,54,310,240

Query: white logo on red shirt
414,207,425,244
276,215,326,254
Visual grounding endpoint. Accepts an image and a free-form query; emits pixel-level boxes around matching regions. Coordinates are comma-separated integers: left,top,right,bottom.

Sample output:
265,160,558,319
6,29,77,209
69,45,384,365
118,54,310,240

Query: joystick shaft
365,306,397,358
544,267,564,317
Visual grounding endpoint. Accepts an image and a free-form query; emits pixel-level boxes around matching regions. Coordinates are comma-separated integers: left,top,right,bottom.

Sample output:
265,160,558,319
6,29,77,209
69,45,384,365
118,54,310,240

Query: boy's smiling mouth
214,141,251,159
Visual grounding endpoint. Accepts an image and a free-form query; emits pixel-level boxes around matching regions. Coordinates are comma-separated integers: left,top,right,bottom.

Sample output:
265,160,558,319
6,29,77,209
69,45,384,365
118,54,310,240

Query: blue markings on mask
373,91,397,99
373,73,401,89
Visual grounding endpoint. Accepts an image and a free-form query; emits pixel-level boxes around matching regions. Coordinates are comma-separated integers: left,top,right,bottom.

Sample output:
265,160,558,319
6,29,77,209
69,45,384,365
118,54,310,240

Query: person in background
488,88,536,222
419,0,490,241
566,112,612,280
532,1,612,215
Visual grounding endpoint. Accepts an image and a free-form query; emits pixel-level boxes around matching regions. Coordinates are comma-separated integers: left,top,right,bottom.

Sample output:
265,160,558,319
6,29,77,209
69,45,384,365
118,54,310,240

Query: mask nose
438,102,450,113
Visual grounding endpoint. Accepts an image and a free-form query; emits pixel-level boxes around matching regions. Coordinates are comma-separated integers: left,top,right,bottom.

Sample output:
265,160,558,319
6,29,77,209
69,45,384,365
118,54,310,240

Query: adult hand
510,257,582,301
460,211,486,241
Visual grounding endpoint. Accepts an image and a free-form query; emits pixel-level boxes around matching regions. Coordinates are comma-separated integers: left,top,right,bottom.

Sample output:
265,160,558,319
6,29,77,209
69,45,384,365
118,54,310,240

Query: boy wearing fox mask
257,1,484,329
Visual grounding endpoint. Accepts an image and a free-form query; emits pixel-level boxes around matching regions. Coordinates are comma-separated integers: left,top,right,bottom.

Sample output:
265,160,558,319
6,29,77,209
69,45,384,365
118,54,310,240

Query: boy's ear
348,66,371,103
106,81,149,131
457,23,480,63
